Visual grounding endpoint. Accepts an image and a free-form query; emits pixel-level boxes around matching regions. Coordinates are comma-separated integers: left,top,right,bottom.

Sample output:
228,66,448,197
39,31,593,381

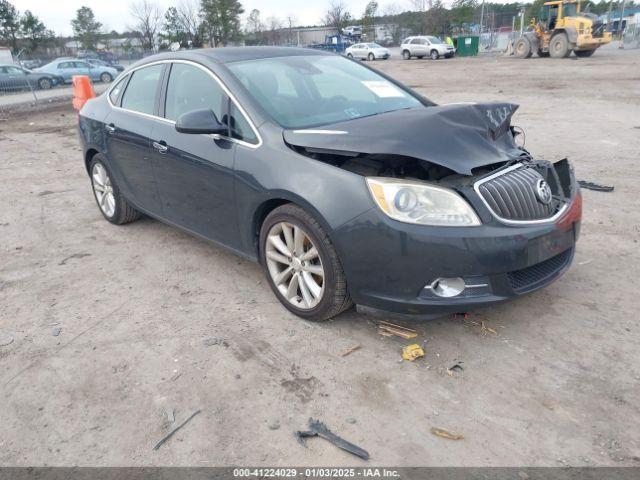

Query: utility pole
480,1,485,35
617,0,627,45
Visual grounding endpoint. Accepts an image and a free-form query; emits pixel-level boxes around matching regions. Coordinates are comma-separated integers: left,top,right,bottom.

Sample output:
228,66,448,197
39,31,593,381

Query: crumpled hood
283,102,523,176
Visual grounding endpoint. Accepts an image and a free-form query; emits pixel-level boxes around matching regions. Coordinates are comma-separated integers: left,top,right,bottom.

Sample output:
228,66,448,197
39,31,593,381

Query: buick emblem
535,179,553,205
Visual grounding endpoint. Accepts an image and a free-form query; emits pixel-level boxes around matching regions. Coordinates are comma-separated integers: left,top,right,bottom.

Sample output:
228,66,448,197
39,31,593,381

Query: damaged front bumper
332,174,582,318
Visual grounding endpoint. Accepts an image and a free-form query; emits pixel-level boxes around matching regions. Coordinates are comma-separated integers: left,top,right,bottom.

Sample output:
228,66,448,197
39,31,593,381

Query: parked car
345,43,391,60
87,58,125,73
401,36,455,60
0,64,58,90
78,47,581,321
37,58,118,84
20,59,42,69
343,25,363,36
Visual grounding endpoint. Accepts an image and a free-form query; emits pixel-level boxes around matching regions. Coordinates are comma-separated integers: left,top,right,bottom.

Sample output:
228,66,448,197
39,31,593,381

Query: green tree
162,6,188,46
0,0,20,53
71,6,102,50
20,10,52,52
200,0,244,47
362,1,378,39
450,0,477,25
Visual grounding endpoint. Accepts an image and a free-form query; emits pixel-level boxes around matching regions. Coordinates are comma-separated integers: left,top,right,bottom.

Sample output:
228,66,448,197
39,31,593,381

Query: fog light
430,277,465,297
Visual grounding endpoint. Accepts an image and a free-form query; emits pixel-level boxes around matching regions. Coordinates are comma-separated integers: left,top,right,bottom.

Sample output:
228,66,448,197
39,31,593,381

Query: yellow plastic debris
401,344,424,361
430,427,464,440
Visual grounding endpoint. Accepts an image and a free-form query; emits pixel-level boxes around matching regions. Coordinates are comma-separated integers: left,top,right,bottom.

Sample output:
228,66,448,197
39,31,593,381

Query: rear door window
121,64,163,116
109,75,128,105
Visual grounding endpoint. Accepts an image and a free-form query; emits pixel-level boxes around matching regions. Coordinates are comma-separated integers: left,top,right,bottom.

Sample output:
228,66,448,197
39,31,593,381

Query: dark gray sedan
0,64,58,90
77,47,582,321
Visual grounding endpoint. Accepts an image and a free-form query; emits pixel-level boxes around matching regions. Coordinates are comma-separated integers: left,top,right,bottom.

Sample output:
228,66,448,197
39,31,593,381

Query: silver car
401,36,455,60
345,43,391,61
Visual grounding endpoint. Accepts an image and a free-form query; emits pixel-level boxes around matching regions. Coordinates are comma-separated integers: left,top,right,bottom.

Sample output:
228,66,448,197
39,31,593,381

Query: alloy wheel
91,163,116,218
265,221,325,310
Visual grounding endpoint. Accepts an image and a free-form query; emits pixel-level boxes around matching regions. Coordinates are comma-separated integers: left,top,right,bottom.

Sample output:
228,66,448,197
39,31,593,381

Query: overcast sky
11,0,393,36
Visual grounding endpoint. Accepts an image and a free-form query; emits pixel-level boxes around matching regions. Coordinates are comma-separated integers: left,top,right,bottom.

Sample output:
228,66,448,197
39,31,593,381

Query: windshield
227,55,423,129
426,36,442,43
564,4,577,16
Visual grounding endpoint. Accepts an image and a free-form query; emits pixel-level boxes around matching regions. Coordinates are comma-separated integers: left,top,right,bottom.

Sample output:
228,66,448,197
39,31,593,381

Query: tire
38,78,52,90
100,72,113,83
347,53,353,59
89,154,142,225
402,49,411,60
430,49,439,60
515,37,533,58
574,49,595,57
259,204,353,322
368,52,375,61
549,33,571,58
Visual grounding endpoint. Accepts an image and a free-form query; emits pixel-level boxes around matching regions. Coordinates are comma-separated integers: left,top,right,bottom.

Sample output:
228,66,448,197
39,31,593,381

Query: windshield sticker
344,108,361,118
361,81,404,98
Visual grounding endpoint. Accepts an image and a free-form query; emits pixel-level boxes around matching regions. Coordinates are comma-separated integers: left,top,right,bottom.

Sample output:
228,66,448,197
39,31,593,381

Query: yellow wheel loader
515,0,612,58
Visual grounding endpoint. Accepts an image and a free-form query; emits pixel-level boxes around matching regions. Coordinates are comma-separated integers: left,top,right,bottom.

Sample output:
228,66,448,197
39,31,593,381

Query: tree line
1,0,637,56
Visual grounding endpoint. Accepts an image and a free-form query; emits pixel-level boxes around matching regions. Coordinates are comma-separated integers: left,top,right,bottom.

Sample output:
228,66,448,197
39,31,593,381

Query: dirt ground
1,47,639,467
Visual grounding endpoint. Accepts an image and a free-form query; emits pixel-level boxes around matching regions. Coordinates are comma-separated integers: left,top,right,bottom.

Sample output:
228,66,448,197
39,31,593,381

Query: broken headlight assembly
366,177,481,226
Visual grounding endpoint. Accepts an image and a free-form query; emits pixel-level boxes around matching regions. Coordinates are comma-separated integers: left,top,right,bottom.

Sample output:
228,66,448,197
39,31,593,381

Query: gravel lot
1,47,639,467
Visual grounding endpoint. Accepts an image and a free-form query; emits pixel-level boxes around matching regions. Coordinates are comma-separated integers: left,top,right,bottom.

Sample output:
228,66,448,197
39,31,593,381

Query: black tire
549,33,571,58
367,52,375,61
259,204,353,322
100,72,113,83
89,154,142,225
38,77,52,90
430,49,439,60
347,53,353,59
515,37,533,58
402,49,411,60
574,49,595,57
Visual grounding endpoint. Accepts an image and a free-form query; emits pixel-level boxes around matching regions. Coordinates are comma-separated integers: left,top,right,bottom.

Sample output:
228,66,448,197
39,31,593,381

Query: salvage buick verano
78,47,581,321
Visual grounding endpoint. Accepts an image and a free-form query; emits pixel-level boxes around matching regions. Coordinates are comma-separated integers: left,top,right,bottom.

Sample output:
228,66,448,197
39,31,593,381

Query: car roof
135,46,331,67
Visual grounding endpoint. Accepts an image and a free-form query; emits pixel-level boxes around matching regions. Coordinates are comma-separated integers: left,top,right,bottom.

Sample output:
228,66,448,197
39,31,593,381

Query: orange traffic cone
72,75,95,111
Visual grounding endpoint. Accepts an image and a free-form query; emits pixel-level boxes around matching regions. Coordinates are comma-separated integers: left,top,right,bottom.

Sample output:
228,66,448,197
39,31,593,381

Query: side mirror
175,108,228,135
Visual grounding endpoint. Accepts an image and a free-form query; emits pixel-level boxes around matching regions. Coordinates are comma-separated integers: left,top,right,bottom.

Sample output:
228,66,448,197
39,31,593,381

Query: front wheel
89,155,142,225
347,53,353,59
260,204,353,321
402,50,411,60
515,37,533,58
549,33,571,58
100,72,113,83
430,49,439,60
367,52,375,61
38,78,52,90
574,49,595,57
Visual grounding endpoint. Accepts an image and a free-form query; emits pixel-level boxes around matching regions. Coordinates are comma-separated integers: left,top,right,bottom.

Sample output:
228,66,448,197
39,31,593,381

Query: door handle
152,141,168,154
105,123,116,134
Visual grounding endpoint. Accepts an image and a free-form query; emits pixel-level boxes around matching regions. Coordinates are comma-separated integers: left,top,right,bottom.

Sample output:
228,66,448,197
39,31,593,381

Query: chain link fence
479,29,520,54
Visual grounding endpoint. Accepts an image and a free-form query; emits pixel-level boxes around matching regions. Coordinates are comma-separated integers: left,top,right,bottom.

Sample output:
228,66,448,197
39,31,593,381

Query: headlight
366,177,481,226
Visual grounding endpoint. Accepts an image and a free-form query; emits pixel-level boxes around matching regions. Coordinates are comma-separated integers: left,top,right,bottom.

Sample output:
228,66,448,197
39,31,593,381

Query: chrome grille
476,165,558,222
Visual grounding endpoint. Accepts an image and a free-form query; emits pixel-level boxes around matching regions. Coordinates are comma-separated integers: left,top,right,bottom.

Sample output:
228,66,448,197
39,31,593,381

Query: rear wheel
38,78,52,89
430,49,439,60
402,49,411,60
100,72,113,83
260,204,352,322
549,33,571,58
89,155,142,225
368,52,375,61
574,49,596,57
515,37,533,58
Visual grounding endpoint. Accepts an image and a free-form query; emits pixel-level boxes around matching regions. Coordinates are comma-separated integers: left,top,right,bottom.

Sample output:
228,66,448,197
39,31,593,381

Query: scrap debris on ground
578,180,614,192
378,321,418,339
152,409,201,451
296,418,369,460
447,362,464,376
401,344,425,362
340,344,361,357
430,427,464,441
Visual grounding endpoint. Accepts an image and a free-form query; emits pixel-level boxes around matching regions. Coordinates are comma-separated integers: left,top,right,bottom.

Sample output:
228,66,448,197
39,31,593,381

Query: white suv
401,36,455,60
